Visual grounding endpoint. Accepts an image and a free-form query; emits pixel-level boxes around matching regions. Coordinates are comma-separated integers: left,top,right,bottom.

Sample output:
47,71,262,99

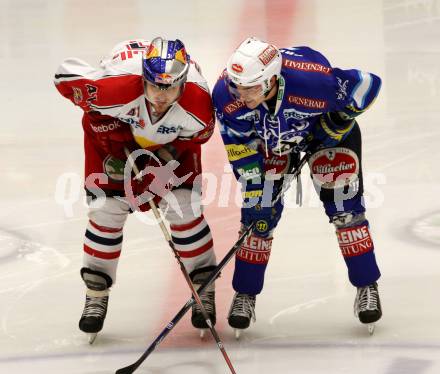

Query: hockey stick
116,150,309,374
115,222,254,374
119,148,238,374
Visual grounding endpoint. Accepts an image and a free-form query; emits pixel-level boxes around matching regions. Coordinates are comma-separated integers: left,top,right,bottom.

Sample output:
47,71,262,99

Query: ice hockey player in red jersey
54,37,217,342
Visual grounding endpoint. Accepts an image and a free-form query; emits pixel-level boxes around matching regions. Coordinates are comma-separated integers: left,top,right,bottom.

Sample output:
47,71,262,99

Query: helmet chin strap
262,79,271,96
262,77,278,98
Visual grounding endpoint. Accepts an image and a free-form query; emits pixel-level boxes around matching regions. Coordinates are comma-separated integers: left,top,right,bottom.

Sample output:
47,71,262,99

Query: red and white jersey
54,39,214,149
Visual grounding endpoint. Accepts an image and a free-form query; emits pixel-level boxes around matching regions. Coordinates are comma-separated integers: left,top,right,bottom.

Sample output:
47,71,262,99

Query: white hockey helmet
226,37,282,95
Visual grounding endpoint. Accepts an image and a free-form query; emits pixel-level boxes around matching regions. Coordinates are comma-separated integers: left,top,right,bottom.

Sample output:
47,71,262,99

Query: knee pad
81,267,113,291
87,197,130,228
331,212,366,228
323,195,366,222
159,187,202,225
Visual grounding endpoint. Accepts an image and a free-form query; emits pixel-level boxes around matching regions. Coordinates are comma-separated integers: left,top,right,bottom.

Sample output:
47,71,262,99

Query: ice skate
190,267,216,338
79,268,112,344
354,282,382,335
79,288,109,344
228,292,256,339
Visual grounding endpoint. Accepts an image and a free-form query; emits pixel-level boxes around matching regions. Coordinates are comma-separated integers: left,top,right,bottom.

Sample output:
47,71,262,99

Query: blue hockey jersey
212,46,381,185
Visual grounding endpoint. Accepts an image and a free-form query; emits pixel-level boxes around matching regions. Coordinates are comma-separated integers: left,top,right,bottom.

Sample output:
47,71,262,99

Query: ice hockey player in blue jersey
212,37,382,336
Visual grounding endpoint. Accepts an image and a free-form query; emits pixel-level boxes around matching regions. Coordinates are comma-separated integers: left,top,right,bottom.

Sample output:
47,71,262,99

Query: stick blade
115,363,138,374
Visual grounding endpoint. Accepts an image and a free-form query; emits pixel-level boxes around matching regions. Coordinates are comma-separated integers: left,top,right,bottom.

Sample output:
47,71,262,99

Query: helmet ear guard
225,77,241,100
226,37,282,96
142,37,190,90
261,76,277,97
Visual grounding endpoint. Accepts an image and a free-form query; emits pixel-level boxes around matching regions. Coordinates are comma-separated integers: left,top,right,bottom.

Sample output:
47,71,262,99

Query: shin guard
232,232,273,295
335,219,380,287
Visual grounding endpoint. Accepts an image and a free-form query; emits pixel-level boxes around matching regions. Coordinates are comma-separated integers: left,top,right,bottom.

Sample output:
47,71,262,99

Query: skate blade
234,329,241,340
88,333,98,344
367,323,375,335
199,329,207,339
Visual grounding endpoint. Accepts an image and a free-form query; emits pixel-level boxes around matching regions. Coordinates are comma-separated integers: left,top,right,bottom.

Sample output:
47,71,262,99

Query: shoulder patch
283,59,332,75
287,95,328,110
179,82,214,126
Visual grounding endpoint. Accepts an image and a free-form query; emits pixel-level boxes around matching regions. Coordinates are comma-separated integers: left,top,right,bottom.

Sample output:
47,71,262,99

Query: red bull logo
145,44,159,59
175,48,187,64
156,73,173,83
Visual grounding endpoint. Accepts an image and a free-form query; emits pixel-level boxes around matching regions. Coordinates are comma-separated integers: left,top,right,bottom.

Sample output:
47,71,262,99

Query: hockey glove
154,144,179,164
84,113,137,160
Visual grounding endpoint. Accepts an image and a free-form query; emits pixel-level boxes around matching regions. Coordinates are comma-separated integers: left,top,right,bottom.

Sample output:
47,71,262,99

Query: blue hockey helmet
142,37,190,89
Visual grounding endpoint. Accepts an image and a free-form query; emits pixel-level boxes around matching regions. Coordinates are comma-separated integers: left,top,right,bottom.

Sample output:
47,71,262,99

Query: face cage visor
144,73,187,90
226,76,273,101
143,79,186,109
